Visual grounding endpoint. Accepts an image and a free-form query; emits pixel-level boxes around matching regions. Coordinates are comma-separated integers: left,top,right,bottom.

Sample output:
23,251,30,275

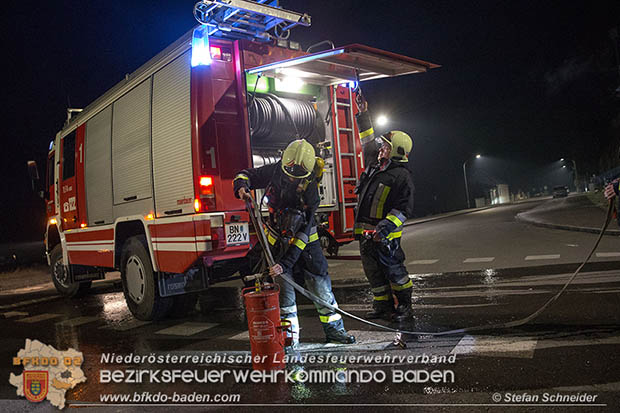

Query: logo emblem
23,371,48,402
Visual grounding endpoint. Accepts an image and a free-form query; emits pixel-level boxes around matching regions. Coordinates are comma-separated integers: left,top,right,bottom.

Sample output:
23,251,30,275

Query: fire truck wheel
120,236,172,321
49,245,92,297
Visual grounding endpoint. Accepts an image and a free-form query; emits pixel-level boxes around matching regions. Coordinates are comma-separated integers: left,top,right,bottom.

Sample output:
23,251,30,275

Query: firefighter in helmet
233,139,356,346
354,99,415,323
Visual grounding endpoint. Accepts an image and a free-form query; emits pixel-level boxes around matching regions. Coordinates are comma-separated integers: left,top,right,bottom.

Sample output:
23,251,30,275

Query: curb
328,206,498,265
404,205,495,228
515,213,620,236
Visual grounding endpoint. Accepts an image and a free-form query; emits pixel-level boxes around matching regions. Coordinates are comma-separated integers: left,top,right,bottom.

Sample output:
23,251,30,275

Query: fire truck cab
30,2,437,320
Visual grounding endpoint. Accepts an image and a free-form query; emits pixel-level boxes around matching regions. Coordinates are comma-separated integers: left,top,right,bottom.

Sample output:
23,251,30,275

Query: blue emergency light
191,26,212,67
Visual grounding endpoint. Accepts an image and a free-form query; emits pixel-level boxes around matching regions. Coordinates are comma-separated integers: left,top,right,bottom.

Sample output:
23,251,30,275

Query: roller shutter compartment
112,79,153,205
85,105,113,225
152,51,193,217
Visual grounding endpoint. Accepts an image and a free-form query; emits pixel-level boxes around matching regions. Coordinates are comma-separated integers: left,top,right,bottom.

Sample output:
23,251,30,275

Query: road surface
1,201,619,410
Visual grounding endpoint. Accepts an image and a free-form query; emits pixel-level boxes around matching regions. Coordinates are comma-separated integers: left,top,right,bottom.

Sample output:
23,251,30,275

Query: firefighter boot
392,288,414,323
325,328,357,344
365,298,395,320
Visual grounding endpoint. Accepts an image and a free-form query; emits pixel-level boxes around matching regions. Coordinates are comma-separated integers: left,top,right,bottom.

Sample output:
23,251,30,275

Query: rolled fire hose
248,197,615,337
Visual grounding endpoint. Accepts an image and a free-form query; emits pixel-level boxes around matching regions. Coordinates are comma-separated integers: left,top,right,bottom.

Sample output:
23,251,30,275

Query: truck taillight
210,46,222,60
199,176,214,196
196,176,216,212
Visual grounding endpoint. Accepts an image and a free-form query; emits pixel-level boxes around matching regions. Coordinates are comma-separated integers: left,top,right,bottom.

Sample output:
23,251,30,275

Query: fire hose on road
245,196,615,340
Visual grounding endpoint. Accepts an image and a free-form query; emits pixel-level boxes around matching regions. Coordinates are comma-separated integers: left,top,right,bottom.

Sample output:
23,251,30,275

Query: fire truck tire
120,236,172,321
49,245,92,298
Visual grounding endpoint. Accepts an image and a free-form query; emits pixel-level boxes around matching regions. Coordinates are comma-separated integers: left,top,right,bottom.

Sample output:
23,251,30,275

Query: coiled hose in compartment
249,94,319,145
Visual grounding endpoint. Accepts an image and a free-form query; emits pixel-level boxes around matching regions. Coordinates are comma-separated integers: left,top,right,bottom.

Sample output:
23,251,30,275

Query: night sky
1,0,618,243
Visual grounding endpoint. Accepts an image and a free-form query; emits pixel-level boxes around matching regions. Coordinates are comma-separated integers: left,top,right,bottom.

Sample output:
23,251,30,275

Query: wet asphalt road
330,200,620,279
2,202,620,411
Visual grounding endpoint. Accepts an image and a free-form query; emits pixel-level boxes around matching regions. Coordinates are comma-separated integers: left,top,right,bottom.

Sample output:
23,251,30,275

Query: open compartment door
246,44,439,85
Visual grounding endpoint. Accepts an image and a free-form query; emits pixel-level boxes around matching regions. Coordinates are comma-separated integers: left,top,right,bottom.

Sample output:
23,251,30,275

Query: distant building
490,184,510,204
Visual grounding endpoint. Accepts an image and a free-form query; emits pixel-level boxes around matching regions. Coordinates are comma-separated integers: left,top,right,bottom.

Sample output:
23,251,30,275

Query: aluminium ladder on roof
193,0,311,41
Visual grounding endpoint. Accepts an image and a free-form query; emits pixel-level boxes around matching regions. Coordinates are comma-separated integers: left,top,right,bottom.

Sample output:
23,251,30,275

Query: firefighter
354,99,415,323
233,139,356,346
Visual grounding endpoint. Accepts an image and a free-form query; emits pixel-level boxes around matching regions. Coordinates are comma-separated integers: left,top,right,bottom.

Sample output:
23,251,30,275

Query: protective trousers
276,241,344,346
359,237,412,307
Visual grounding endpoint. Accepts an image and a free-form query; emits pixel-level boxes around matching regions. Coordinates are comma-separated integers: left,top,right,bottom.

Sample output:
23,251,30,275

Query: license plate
225,222,249,246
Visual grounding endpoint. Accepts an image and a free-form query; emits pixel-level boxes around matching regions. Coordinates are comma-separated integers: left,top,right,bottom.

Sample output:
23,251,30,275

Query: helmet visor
283,163,310,179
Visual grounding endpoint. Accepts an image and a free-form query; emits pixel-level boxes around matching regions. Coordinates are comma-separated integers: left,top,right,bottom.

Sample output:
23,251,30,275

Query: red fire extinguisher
243,283,292,370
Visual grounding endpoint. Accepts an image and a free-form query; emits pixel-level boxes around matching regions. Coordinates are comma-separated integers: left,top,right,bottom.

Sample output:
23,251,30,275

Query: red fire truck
28,1,437,320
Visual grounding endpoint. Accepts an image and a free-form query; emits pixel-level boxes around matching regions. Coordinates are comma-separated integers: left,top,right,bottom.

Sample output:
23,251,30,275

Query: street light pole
560,158,579,192
462,154,481,209
463,160,471,209
571,159,578,192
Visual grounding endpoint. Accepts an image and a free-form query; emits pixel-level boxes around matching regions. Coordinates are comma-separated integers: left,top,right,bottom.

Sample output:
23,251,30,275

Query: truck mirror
27,160,39,180
27,160,42,193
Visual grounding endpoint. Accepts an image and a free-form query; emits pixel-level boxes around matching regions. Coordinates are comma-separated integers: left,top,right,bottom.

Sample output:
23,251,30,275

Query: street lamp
463,154,482,209
376,115,388,127
559,158,578,192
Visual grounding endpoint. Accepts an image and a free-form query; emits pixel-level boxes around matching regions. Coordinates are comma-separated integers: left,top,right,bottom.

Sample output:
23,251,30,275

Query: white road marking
0,295,61,310
99,319,151,332
1,311,28,318
450,335,537,359
596,252,620,258
553,382,620,392
0,283,55,296
228,331,249,341
408,259,439,265
296,303,372,312
55,316,100,328
155,322,218,336
534,334,620,351
463,257,494,263
525,254,560,260
415,303,498,309
17,313,63,323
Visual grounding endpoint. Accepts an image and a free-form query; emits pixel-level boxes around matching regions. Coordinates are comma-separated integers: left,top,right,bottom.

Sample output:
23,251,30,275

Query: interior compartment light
247,48,345,74
247,74,270,93
275,76,305,93
279,68,307,77
191,26,212,67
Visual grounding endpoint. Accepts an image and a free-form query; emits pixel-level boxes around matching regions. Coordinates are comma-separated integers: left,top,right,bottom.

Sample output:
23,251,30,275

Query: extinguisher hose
278,200,614,337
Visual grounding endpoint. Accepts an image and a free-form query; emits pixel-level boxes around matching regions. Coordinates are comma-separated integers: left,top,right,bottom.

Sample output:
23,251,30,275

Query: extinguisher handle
242,282,280,295
278,319,293,347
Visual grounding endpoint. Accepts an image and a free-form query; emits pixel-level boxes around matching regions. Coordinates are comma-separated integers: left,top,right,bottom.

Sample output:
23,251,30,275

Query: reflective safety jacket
233,161,320,270
353,111,415,241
